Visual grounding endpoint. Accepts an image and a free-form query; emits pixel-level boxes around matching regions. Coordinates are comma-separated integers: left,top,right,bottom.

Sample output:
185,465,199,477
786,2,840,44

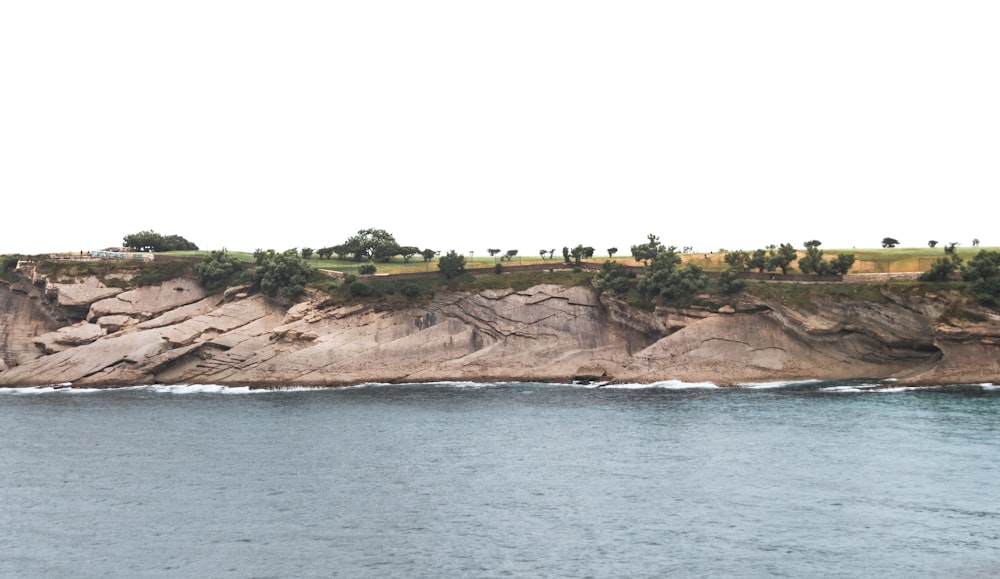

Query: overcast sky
2,2,997,256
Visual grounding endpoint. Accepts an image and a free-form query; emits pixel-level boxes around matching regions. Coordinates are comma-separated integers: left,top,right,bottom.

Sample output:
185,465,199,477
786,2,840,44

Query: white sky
2,2,997,256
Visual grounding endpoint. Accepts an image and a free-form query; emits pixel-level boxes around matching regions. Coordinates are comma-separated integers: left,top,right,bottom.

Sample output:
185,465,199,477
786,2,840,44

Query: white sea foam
602,380,719,390
738,379,821,389
821,383,882,393
0,384,104,395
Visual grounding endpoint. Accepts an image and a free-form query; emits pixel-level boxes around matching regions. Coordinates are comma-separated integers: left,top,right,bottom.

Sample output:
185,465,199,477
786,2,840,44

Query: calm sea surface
2,380,999,578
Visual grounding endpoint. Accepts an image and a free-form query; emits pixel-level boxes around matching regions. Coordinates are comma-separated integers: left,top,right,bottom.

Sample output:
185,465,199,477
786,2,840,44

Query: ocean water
2,380,999,578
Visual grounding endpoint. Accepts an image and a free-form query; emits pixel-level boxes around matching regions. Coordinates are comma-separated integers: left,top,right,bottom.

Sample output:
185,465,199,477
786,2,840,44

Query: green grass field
161,246,996,276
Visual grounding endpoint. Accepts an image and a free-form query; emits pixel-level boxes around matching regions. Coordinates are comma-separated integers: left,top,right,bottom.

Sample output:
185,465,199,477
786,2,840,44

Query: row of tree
123,230,198,252
883,237,981,249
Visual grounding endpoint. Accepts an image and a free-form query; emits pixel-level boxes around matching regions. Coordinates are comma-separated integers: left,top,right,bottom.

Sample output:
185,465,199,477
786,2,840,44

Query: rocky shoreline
2,271,999,388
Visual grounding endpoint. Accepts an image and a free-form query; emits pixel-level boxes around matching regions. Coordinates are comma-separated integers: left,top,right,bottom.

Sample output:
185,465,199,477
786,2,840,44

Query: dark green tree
399,246,420,263
343,228,400,262
718,268,747,294
724,250,750,272
829,253,856,275
316,247,335,260
919,254,962,282
631,233,663,265
798,240,824,274
749,249,769,273
882,237,899,248
928,240,938,248
767,243,798,274
123,230,198,252
301,247,314,260
420,248,437,262
594,260,633,295
195,250,245,292
503,249,519,262
637,246,708,301
607,247,618,258
252,248,312,299
488,248,501,258
438,250,466,279
963,250,1000,306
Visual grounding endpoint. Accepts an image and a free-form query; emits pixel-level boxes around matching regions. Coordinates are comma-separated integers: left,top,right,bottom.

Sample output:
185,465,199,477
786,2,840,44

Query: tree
882,237,899,248
637,246,708,301
195,250,245,292
399,246,420,263
767,243,798,274
724,250,750,272
539,249,548,260
963,250,1000,306
438,250,466,279
928,240,938,248
798,240,824,274
122,230,198,252
594,260,633,295
749,249,768,273
343,228,400,262
607,247,618,258
316,247,335,260
718,268,747,294
973,238,981,247
420,249,437,262
631,233,663,265
945,242,960,254
252,248,312,299
562,247,571,263
301,247,314,260
828,253,856,275
488,248,501,258
919,254,962,282
503,249,518,262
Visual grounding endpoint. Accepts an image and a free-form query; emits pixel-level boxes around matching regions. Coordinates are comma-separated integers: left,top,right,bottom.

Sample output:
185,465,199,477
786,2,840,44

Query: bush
349,281,374,297
494,263,503,274
252,248,312,299
438,250,466,279
963,250,1000,306
919,255,962,282
594,260,632,295
195,250,244,292
401,283,421,298
718,268,747,294
358,263,377,275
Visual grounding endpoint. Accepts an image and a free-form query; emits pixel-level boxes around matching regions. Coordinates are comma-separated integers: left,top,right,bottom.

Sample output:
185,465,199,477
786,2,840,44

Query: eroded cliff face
1,273,998,388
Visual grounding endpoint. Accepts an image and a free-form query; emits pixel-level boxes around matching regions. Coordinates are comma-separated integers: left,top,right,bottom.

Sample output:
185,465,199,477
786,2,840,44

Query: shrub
349,281,374,297
438,250,466,279
252,248,312,299
195,249,244,292
718,268,747,294
401,283,421,298
358,263,377,275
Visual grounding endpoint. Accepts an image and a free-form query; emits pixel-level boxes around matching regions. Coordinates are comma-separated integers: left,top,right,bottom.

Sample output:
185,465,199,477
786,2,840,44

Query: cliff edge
2,273,999,387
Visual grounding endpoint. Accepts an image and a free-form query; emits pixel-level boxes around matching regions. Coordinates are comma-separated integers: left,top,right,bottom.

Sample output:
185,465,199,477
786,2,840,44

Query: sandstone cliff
2,272,999,388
